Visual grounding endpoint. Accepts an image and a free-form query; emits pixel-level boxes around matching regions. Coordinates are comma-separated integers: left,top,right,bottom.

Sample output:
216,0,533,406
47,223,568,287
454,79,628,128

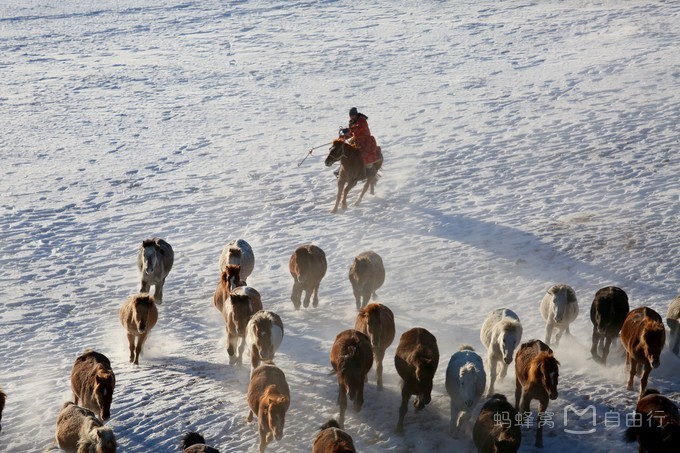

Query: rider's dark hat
349,107,358,116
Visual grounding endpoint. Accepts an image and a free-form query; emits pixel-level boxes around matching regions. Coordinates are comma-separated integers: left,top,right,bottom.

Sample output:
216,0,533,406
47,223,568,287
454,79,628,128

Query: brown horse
394,327,439,435
181,431,220,452
71,350,115,421
473,394,522,453
0,387,6,433
247,364,290,453
330,329,373,428
324,138,382,214
55,402,116,453
621,307,666,398
119,293,158,365
289,244,327,310
312,419,356,453
514,339,560,448
625,389,680,452
590,286,629,365
354,303,395,390
223,286,263,364
213,265,246,313
349,251,385,311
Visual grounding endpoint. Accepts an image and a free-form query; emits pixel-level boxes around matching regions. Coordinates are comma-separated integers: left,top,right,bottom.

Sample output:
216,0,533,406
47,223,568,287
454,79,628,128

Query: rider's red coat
349,115,379,165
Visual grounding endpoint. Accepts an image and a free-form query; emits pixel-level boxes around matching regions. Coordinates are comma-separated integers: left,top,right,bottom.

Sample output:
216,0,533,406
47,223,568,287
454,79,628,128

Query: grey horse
137,237,174,304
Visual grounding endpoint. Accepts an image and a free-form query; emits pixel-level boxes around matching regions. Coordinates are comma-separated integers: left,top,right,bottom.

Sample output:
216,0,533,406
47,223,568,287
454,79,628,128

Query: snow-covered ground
1,0,678,451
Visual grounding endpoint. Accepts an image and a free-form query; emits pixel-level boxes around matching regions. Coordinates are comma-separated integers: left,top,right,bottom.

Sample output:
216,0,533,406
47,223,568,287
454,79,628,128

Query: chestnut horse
349,251,385,311
354,303,395,390
324,138,382,214
625,389,680,452
473,394,522,453
224,286,263,365
312,419,356,453
119,293,158,365
213,265,246,313
514,339,560,448
590,286,629,365
289,244,327,310
71,350,115,421
247,364,290,453
330,329,373,428
55,402,116,453
394,327,439,435
621,307,666,398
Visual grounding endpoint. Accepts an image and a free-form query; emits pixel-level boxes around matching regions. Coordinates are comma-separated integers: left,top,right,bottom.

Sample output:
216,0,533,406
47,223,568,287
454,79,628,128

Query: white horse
480,308,523,396
137,237,174,304
218,239,255,282
445,345,486,438
540,283,578,346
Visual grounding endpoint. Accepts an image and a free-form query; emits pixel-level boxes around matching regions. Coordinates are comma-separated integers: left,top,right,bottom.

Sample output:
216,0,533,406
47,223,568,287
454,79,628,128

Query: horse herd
2,237,678,452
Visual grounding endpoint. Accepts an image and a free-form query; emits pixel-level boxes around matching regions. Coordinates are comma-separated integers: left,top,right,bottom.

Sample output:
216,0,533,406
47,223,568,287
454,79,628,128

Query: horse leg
155,278,164,304
337,383,347,428
127,334,136,363
355,180,370,206
250,344,260,373
312,283,320,308
601,336,613,365
639,362,652,398
258,424,268,453
331,180,343,214
555,326,564,347
375,348,385,390
487,356,497,396
353,289,362,311
449,402,460,438
341,180,358,210
545,322,553,345
626,356,637,391
290,281,302,310
672,331,680,356
135,332,148,365
247,409,254,423
499,361,509,380
536,398,549,448
140,278,150,294
590,329,602,363
302,287,312,309
237,336,246,364
227,328,236,360
514,377,522,411
396,387,410,435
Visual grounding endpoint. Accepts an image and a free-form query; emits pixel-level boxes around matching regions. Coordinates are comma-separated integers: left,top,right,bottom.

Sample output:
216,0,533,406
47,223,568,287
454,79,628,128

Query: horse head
548,285,576,323
413,352,436,409
459,363,480,408
500,324,520,365
229,294,253,336
531,352,560,400
94,369,115,420
261,386,289,442
226,265,245,291
325,139,345,167
141,240,159,274
642,319,666,368
363,305,383,349
133,295,155,333
254,318,275,361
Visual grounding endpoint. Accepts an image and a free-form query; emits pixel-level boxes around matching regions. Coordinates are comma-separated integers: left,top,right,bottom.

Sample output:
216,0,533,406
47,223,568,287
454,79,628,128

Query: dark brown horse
473,394,522,453
514,339,560,448
247,364,290,453
213,265,246,313
590,286,629,365
312,419,356,453
289,244,327,310
324,138,382,214
330,329,373,428
349,251,385,311
354,303,395,390
181,431,220,452
71,350,115,421
394,327,439,435
621,307,666,398
625,389,680,452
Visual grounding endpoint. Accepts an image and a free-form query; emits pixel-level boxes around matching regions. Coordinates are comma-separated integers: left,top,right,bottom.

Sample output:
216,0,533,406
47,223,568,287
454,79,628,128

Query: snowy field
1,0,679,451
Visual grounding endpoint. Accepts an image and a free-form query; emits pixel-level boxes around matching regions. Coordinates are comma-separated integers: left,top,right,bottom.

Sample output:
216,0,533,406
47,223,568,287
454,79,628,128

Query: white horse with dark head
445,345,486,438
540,283,578,347
218,239,255,283
137,237,174,304
480,308,523,396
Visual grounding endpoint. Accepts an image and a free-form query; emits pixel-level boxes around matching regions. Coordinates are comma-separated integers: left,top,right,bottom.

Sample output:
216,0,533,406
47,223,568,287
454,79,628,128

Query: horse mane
500,318,521,332
459,344,475,352
262,384,289,406
229,293,252,306
78,424,115,451
181,431,207,449
320,419,341,431
362,303,381,317
134,293,155,306
548,283,577,303
528,352,560,380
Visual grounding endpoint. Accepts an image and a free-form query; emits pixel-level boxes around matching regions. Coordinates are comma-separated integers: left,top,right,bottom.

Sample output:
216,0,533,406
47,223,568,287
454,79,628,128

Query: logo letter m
564,404,597,434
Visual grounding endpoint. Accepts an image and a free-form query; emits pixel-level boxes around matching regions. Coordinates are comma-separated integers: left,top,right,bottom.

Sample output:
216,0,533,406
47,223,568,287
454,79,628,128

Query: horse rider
338,107,380,179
